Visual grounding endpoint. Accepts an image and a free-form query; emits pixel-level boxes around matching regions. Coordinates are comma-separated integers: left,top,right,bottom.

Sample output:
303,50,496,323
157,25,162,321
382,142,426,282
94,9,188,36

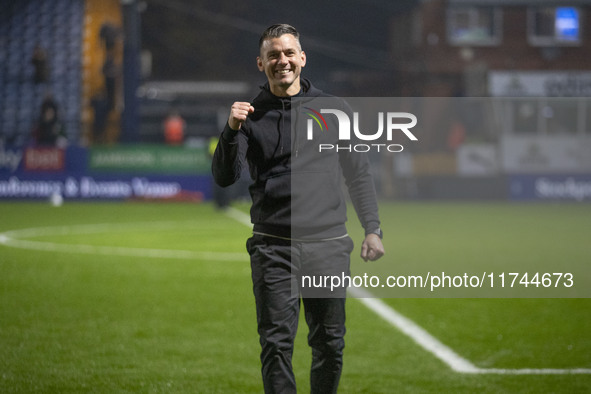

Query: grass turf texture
0,201,589,393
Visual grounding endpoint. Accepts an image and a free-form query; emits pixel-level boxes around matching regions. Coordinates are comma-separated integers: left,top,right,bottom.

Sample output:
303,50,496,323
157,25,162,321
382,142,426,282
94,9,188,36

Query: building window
447,6,502,46
528,7,582,46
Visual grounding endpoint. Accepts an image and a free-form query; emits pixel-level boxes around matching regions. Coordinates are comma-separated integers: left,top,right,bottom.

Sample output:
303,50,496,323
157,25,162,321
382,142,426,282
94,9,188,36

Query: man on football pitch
212,24,384,393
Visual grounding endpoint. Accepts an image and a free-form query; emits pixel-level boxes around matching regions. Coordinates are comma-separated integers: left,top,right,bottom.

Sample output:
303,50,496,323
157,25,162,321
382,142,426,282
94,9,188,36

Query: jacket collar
255,78,319,106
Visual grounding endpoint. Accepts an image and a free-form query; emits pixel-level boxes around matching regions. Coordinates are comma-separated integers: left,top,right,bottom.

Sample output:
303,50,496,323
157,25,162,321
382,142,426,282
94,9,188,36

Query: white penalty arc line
0,221,248,262
3,209,589,375
225,207,591,376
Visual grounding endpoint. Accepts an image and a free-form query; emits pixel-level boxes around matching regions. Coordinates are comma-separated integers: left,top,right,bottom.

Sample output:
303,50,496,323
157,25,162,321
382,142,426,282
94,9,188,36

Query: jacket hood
249,78,325,158
253,78,323,108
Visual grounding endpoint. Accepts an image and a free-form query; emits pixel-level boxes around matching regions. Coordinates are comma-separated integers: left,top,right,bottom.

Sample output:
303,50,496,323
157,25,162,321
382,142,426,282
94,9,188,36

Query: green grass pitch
0,201,590,393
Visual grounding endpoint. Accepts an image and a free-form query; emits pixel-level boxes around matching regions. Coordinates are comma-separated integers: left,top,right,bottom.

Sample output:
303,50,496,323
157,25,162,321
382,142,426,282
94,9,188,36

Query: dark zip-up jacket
212,79,380,240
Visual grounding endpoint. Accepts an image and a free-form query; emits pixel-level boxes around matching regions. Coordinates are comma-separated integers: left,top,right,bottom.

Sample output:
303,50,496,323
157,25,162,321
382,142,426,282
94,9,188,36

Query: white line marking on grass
225,207,253,227
350,287,480,373
479,368,591,375
0,222,248,262
224,209,591,375
349,287,591,375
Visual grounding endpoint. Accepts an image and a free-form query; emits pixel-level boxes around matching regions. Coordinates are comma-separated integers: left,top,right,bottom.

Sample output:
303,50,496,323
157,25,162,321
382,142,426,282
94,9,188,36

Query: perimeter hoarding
0,144,212,201
89,145,211,174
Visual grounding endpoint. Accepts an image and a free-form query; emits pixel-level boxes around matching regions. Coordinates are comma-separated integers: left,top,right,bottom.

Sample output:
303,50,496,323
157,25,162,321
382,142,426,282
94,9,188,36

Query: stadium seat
0,0,84,145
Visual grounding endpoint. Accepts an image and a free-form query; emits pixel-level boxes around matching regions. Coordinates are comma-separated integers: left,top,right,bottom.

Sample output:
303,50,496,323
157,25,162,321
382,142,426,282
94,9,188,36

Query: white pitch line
350,287,480,373
0,222,248,262
225,206,253,227
350,288,591,375
226,208,591,375
3,210,588,375
479,368,591,375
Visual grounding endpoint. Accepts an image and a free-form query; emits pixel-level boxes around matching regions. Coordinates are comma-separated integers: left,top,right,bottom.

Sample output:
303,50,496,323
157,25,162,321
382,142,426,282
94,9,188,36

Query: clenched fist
228,102,255,131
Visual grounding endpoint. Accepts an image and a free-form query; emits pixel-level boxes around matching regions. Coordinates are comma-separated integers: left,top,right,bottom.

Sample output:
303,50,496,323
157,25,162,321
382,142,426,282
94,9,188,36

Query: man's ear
257,56,264,72
300,51,306,67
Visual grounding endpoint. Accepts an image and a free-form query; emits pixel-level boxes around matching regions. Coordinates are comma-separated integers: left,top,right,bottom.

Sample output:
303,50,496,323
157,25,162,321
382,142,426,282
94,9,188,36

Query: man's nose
278,53,288,64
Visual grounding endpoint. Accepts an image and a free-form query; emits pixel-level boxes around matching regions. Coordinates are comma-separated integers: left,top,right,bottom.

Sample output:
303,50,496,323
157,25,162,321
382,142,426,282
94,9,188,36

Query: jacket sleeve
339,150,381,236
334,99,381,235
211,123,246,187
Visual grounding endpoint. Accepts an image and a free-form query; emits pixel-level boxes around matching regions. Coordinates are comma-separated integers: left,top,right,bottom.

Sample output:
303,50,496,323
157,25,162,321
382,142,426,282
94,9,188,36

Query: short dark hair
259,24,301,50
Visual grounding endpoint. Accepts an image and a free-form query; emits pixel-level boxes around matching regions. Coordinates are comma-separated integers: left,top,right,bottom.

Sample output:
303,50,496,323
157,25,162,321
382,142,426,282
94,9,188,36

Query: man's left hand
360,234,385,262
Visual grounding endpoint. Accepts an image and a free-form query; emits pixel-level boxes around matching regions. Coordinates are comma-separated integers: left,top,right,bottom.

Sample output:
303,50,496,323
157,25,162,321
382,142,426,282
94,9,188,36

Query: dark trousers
247,234,353,394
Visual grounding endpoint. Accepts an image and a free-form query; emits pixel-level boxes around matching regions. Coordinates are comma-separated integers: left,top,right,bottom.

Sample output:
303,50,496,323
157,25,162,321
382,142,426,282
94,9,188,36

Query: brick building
390,0,591,96
379,0,591,200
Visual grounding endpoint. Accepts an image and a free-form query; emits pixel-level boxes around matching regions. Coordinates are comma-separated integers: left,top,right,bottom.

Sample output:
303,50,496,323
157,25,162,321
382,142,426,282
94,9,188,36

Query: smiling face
257,34,306,97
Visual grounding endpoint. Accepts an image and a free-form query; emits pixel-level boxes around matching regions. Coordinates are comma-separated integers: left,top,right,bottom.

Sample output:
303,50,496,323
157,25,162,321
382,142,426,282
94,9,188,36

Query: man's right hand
228,102,255,131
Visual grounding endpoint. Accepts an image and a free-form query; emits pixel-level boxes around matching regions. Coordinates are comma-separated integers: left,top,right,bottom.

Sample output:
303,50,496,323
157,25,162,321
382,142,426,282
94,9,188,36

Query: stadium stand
0,0,84,145
0,0,122,146
81,0,123,144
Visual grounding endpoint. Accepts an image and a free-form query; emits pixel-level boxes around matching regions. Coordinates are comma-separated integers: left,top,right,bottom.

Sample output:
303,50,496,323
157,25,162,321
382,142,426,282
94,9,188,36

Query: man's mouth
276,69,291,75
